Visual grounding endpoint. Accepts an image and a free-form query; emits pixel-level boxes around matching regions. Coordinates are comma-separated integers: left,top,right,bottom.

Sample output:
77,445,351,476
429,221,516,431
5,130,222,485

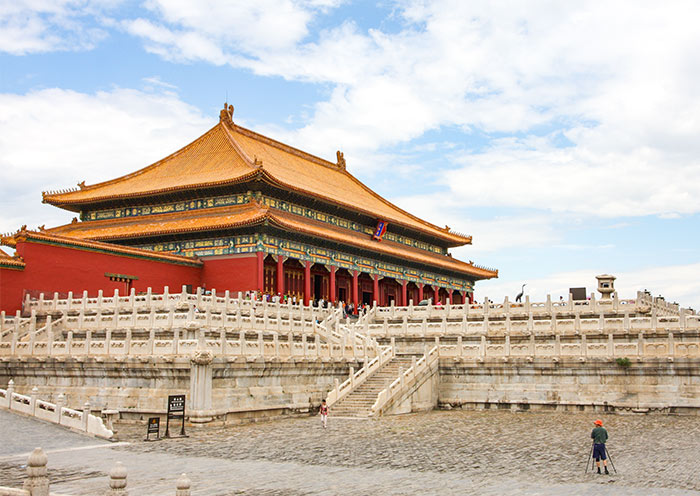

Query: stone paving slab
2,409,700,495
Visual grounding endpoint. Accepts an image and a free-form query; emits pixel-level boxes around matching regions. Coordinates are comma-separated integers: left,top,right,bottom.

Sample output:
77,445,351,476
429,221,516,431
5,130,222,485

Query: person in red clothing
319,399,329,428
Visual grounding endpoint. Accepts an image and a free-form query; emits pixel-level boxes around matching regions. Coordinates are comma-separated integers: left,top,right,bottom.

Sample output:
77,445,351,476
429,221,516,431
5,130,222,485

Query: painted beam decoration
373,220,388,241
83,193,446,255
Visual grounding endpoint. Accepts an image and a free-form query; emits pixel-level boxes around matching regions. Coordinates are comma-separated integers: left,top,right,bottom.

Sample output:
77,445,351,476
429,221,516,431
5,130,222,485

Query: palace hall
0,104,497,313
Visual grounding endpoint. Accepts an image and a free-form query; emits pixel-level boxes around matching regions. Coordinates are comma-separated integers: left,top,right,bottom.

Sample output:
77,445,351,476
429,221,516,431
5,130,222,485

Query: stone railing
365,313,700,338
428,332,700,360
372,293,644,322
0,381,113,439
371,346,439,416
53,307,326,336
0,448,193,496
326,345,394,407
636,291,696,317
0,327,378,360
23,286,336,319
1,312,35,342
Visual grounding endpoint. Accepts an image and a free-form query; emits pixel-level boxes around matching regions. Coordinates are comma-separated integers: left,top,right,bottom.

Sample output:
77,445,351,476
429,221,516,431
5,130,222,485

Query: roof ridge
230,123,342,171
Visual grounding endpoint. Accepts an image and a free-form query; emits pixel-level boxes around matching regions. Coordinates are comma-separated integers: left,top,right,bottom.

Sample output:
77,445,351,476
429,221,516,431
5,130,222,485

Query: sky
1,1,699,309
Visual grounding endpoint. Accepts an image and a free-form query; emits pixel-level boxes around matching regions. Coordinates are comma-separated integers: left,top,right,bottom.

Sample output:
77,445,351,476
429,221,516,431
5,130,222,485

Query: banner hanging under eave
373,220,388,241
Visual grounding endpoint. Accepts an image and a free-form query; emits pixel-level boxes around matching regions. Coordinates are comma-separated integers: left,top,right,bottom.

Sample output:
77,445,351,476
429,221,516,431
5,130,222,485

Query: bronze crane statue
515,284,526,303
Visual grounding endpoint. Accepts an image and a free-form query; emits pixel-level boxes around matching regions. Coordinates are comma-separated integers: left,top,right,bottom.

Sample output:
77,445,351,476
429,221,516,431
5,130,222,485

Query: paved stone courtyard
2,408,700,495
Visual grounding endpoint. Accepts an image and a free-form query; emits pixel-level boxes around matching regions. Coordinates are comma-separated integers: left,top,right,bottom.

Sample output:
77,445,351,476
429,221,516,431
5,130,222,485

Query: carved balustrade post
190,348,214,423
175,473,191,496
105,329,112,356
23,447,49,496
82,401,90,432
107,461,128,495
56,393,65,424
237,330,245,356
7,379,15,410
219,328,226,356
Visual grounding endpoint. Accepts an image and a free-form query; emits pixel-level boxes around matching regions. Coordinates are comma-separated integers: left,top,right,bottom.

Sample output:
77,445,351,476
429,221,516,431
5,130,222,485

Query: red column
256,251,264,293
401,280,407,307
352,271,359,314
329,266,337,303
372,275,379,306
434,286,440,304
418,283,424,302
469,292,474,304
304,261,312,305
448,289,453,304
276,256,284,296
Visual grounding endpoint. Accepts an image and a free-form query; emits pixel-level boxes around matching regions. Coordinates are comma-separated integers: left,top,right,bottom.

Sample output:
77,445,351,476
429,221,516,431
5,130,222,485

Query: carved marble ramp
331,356,414,418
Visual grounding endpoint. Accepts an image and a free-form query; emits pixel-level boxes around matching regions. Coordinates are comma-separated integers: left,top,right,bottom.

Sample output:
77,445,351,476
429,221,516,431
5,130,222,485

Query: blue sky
1,1,699,308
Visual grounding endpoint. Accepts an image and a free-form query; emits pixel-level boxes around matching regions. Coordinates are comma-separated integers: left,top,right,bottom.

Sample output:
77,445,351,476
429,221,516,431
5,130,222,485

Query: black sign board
165,394,187,438
145,417,160,441
569,287,587,301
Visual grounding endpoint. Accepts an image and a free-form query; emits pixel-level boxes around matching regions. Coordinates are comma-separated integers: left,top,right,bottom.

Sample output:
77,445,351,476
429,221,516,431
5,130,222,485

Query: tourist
591,419,609,474
319,399,329,428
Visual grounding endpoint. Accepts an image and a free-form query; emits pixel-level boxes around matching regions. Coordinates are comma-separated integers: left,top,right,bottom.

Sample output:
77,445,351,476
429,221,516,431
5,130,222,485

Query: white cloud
0,87,210,234
122,1,700,218
476,263,700,311
0,0,118,55
123,0,345,64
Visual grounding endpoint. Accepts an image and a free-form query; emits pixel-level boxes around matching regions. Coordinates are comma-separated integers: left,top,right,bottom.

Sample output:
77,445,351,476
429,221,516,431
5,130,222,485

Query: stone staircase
331,356,414,417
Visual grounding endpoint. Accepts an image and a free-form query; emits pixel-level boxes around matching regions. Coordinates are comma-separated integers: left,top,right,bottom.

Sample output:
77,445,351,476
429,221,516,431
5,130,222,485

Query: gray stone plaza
2,408,700,495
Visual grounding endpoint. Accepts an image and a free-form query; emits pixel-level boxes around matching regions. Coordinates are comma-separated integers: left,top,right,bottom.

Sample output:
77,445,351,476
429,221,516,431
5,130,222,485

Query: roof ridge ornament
336,150,346,170
220,102,234,126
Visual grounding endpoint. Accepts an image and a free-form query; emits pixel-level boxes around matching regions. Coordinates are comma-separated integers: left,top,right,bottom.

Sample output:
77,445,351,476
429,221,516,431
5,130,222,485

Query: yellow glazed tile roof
0,247,25,269
45,203,496,279
48,203,266,240
42,108,471,247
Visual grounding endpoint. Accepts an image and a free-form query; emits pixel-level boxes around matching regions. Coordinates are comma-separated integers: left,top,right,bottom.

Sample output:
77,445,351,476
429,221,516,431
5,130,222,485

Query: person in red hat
591,419,609,474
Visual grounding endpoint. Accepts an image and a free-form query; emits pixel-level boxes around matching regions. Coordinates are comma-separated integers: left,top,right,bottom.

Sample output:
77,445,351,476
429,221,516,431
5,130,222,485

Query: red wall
0,240,202,314
0,267,26,315
201,255,258,295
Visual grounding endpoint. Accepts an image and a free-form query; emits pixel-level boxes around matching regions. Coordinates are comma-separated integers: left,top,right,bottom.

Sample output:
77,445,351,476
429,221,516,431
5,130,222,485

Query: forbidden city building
0,104,497,313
